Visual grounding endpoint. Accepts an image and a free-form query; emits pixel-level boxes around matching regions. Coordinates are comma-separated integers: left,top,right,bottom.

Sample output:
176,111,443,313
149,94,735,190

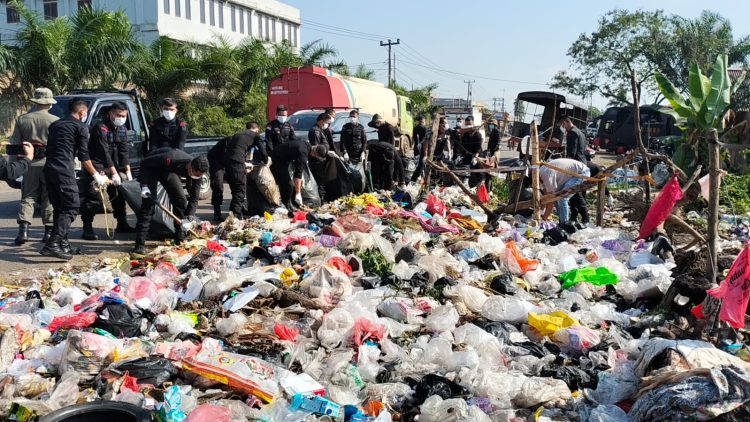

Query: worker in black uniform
487,118,501,155
558,116,587,163
458,116,484,187
341,109,367,162
41,100,90,260
411,117,449,183
207,135,229,222
270,139,311,211
79,101,134,240
149,98,187,151
324,108,338,153
265,105,296,151
368,114,405,187
450,123,462,162
132,148,208,255
224,122,265,219
413,115,427,157
308,113,338,200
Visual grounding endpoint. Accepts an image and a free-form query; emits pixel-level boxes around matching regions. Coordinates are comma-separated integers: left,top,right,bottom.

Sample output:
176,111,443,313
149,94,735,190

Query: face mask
277,115,287,124
488,125,496,131
113,116,127,127
463,124,473,129
322,123,329,130
559,125,566,134
350,117,358,124
80,113,88,122
163,110,176,121
443,124,450,130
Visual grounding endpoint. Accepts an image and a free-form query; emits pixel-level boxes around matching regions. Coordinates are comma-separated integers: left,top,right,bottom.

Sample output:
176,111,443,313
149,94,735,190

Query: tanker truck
267,66,414,151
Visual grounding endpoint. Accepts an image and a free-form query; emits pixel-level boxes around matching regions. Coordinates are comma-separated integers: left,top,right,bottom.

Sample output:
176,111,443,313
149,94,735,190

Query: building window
185,0,191,19
175,0,181,17
288,22,292,42
218,1,223,28
200,0,205,23
281,21,285,40
43,0,58,20
209,0,214,26
6,3,20,23
77,0,92,9
230,5,235,32
163,0,169,14
257,13,262,38
264,16,270,40
293,25,298,47
239,9,244,34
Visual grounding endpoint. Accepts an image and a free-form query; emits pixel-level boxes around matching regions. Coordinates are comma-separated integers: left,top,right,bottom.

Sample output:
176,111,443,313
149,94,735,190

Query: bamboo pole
421,113,442,195
596,180,606,226
706,129,720,284
428,160,495,216
530,120,541,221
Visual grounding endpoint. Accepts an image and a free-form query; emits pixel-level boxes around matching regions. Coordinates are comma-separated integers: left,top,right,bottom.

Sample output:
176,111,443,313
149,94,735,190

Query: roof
516,91,588,110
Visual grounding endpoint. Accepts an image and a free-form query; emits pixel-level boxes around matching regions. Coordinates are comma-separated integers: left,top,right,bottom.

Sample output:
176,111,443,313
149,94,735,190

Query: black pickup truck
47,89,221,199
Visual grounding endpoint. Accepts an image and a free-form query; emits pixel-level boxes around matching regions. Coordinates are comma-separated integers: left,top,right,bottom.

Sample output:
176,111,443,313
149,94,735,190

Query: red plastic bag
477,183,490,204
47,312,97,332
352,318,386,346
186,404,231,422
638,176,683,239
206,240,226,252
328,256,353,275
124,277,158,303
707,246,750,328
426,194,447,216
293,211,308,222
365,203,386,216
505,240,539,273
274,323,300,342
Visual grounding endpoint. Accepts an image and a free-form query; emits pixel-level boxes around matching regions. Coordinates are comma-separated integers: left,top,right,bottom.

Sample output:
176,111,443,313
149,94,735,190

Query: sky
283,0,750,111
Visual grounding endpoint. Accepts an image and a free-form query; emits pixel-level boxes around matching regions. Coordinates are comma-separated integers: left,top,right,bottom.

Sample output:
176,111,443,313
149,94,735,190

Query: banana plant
655,54,746,171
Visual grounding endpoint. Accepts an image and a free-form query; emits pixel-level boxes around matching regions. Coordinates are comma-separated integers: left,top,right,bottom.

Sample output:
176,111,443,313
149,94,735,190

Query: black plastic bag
119,180,175,239
348,160,366,194
490,272,518,295
177,247,215,273
112,357,179,386
539,365,597,390
471,254,500,270
408,271,430,288
412,374,470,405
542,227,569,246
322,157,353,202
290,163,321,208
92,303,143,338
475,319,518,343
395,245,419,263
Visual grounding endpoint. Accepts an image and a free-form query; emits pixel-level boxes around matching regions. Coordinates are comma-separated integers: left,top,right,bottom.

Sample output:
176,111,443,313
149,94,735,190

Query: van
595,105,679,153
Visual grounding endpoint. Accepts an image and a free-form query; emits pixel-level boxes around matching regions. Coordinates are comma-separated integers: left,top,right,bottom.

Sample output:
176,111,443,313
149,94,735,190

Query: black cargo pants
135,172,187,245
45,172,79,245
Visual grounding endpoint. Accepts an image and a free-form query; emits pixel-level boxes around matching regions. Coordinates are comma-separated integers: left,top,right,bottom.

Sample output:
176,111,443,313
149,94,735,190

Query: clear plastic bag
425,304,460,332
443,285,488,313
481,296,541,323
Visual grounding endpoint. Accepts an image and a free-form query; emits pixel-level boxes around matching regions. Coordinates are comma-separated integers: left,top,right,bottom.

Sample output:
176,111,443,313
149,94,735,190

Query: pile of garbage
2,185,750,421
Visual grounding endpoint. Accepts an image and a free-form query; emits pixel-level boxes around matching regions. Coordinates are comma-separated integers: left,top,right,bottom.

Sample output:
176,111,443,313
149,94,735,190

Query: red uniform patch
99,126,109,133
165,157,172,166
179,121,187,127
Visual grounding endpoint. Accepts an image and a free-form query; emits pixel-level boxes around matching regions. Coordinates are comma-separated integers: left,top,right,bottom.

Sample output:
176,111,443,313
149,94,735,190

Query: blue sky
283,0,749,111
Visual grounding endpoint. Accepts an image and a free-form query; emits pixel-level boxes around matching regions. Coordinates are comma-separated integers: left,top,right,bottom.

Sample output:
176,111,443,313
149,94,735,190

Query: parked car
586,121,598,139
46,89,221,199
288,110,379,149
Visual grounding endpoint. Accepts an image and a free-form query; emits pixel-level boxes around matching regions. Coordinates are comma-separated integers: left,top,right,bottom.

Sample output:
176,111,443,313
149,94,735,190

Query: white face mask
463,124,473,129
79,113,88,122
277,115,287,124
443,123,450,130
113,116,127,127
559,125,566,133
350,117,358,124
163,110,176,121
322,123,329,130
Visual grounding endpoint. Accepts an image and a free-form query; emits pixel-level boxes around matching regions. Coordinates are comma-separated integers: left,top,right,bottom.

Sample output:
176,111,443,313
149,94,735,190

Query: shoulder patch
179,121,187,127
99,125,109,133
165,157,172,166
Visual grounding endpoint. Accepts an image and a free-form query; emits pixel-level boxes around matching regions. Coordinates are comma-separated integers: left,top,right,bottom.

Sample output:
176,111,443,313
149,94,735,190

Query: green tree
588,106,602,119
392,82,439,118
551,9,668,105
353,64,375,81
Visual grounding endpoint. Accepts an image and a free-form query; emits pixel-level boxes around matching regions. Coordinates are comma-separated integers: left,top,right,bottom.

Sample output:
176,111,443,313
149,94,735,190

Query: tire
40,401,151,422
198,173,211,200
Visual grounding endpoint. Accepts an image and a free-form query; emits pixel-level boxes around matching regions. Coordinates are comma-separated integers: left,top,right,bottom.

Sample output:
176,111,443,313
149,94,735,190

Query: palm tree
353,64,375,81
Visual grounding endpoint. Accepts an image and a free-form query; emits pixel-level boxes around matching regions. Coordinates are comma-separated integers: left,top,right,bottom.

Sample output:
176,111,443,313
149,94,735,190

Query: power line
301,19,392,40
397,58,546,86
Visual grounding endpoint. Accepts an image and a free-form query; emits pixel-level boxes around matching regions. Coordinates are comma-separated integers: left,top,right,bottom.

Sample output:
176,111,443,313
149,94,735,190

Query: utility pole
380,39,400,88
464,80,475,105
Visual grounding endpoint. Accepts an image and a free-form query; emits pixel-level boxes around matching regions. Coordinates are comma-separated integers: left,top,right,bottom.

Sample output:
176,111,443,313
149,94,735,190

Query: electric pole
380,39,400,88
493,97,505,114
464,80,475,105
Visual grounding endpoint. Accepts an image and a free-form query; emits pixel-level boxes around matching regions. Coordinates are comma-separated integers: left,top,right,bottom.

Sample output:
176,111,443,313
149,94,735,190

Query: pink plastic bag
47,312,97,332
352,318,386,346
186,404,231,422
149,262,180,287
274,323,299,342
125,277,158,303
638,176,683,239
477,183,490,204
707,246,750,328
426,194,447,216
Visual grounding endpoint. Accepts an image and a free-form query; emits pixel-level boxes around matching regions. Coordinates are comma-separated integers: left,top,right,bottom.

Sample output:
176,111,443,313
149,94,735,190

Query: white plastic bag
426,304,460,332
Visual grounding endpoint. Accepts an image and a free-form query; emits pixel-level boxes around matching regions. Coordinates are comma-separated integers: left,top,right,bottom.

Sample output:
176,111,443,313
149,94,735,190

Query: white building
0,0,301,48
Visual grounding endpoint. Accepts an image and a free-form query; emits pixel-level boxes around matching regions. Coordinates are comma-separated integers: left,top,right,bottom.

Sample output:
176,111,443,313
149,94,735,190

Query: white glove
93,172,108,187
294,193,303,205
125,171,133,181
181,218,196,231
327,151,337,158
110,172,122,187
140,186,151,198
244,162,254,174
343,152,350,162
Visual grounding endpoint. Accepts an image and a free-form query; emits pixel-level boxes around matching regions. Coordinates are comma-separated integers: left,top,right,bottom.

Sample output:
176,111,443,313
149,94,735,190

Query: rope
98,184,113,240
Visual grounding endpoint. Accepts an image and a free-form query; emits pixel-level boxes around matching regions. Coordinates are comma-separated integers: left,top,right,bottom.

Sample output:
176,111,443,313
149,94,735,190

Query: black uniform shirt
90,119,129,173
149,116,187,150
414,124,427,151
461,130,483,155
341,122,367,160
225,130,266,165
308,125,328,147
565,126,588,163
272,140,309,179
139,147,201,215
265,119,296,150
45,116,90,179
376,122,398,145
488,128,501,153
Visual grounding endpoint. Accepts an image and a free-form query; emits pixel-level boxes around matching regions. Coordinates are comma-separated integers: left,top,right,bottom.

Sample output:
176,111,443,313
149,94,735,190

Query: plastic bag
505,240,539,274
443,284,488,313
528,311,578,337
112,356,179,386
46,370,81,410
588,404,629,422
425,303,460,332
317,308,355,349
293,163,321,208
425,194,447,216
186,404,231,422
638,175,683,239
124,277,158,308
249,164,281,206
274,323,300,342
560,267,619,289
92,303,143,338
299,265,353,306
553,325,601,353
352,318,386,346
60,330,117,382
489,271,518,295
47,311,97,332
481,296,541,323
413,374,470,405
216,313,247,336
706,245,750,328
476,183,490,203
419,395,491,422
513,377,572,408
183,340,292,403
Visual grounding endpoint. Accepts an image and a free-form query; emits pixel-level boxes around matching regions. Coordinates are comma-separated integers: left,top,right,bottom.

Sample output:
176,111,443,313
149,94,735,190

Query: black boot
40,236,73,261
41,226,52,243
213,206,224,222
115,219,136,234
131,243,147,255
14,223,29,246
81,222,99,241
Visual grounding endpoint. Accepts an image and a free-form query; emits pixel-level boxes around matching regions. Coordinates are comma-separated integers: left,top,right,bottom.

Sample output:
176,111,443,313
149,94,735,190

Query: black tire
40,401,151,422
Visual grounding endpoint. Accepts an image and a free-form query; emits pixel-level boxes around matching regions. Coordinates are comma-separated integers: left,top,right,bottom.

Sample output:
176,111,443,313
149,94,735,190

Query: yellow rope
98,185,112,239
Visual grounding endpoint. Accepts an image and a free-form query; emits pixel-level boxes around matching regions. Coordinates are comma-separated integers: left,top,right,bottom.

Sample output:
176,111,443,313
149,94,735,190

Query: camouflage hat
30,87,56,105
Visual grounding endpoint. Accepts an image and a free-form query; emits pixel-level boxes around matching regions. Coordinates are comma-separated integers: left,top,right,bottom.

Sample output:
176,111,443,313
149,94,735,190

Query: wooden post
630,72,651,203
530,120,541,220
596,180,606,226
421,114,442,195
706,129,720,284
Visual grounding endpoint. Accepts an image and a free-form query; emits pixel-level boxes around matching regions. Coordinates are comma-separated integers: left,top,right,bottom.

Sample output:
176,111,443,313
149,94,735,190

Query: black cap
464,115,474,122
368,114,383,128
349,109,359,116
276,105,287,113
